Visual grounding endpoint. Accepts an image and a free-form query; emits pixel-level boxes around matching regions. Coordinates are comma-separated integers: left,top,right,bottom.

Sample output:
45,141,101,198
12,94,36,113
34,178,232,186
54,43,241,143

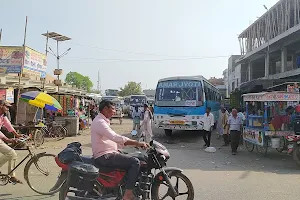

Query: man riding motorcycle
91,100,149,200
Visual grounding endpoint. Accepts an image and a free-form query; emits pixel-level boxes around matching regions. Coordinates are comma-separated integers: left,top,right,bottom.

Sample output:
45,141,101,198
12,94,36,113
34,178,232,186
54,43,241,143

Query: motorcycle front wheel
151,172,194,200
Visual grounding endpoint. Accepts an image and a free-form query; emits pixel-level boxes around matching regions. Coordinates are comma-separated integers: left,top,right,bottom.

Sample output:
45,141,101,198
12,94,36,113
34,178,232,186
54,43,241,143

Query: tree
119,81,142,96
65,72,93,92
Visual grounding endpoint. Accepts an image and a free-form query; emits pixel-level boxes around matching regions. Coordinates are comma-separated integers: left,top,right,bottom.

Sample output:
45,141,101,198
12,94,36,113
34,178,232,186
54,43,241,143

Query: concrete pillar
248,62,252,81
291,52,297,69
281,47,287,73
265,53,269,78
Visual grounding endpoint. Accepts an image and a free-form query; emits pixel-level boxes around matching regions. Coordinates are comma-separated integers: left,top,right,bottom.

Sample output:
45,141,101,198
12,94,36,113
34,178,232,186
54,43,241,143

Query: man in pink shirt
0,100,22,184
91,100,148,200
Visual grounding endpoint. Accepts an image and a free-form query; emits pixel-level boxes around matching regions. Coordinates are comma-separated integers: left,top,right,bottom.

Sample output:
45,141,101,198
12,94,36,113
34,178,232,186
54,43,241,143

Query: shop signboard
243,128,264,146
244,92,300,102
23,47,47,78
5,87,14,103
0,46,23,74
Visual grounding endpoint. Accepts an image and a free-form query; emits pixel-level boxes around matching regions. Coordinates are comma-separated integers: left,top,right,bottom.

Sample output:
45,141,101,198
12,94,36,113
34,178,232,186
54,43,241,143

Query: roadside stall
15,91,63,147
243,92,300,166
110,98,124,124
49,92,81,136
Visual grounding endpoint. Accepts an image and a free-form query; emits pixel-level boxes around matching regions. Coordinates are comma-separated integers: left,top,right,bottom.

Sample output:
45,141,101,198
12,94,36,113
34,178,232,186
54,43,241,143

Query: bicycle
0,135,62,195
13,124,45,148
41,121,67,141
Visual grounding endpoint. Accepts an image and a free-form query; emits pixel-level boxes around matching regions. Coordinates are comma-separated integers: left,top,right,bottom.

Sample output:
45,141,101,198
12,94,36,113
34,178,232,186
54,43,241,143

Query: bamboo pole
15,16,28,124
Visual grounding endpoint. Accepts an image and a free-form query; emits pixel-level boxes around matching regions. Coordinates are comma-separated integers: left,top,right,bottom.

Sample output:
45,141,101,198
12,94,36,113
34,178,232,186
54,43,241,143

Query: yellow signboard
23,47,47,78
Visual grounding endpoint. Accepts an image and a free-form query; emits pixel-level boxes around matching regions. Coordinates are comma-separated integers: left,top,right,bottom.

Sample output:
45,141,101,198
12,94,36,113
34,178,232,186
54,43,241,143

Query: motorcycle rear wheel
151,172,194,200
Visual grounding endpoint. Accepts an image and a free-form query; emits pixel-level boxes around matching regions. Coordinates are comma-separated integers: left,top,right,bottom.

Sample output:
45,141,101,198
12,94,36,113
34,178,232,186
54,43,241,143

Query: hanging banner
0,46,23,74
5,87,14,103
23,46,47,78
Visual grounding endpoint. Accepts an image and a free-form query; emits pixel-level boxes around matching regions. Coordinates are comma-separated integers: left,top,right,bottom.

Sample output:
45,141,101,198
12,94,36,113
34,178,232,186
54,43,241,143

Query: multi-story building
227,55,242,95
223,69,229,97
235,0,300,93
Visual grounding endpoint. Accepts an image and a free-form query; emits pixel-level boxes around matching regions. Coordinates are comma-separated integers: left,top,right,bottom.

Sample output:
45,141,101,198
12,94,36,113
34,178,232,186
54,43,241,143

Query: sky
0,0,279,91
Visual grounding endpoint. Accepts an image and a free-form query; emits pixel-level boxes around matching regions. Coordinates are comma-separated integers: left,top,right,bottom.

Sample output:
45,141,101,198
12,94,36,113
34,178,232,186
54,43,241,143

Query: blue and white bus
154,76,221,136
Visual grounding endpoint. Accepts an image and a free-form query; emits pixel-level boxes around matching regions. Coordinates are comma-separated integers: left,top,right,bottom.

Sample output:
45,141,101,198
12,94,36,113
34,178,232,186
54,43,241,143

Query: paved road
1,119,300,200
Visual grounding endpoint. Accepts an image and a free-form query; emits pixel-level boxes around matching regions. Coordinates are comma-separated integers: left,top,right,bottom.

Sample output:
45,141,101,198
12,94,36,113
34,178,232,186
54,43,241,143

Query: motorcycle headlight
160,155,166,160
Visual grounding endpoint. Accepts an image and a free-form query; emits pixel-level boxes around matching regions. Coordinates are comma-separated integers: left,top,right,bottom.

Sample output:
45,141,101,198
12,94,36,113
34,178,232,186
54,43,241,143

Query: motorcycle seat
80,155,121,173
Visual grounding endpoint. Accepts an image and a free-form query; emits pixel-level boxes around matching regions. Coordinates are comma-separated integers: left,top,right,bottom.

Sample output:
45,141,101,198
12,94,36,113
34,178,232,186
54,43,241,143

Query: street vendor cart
243,91,300,166
111,98,124,124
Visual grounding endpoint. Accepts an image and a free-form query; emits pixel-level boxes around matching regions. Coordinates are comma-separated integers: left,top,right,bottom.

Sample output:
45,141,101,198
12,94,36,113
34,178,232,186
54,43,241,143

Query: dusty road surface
1,118,300,200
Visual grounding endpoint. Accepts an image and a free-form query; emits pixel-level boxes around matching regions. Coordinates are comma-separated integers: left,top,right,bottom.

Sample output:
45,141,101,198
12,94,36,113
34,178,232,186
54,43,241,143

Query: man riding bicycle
91,100,148,200
0,100,22,184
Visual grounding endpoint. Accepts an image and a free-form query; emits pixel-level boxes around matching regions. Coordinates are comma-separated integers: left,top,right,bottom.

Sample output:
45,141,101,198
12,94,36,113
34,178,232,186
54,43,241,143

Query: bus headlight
192,116,195,119
197,116,200,119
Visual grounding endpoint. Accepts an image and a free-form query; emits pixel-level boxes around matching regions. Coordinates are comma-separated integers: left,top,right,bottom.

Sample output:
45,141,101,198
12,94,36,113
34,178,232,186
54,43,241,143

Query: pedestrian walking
216,109,223,139
202,107,214,147
227,109,243,155
140,104,153,143
132,106,142,137
221,108,230,146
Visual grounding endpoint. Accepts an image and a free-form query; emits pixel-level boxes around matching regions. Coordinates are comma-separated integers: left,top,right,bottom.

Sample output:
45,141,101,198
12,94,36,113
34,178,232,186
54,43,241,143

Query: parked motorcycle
55,140,194,200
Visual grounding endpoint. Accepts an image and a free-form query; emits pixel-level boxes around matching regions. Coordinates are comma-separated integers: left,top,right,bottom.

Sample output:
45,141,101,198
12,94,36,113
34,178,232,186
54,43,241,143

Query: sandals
10,177,23,184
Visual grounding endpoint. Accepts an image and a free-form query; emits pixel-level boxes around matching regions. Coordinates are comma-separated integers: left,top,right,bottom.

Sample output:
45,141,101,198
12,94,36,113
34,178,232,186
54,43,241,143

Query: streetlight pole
42,32,71,92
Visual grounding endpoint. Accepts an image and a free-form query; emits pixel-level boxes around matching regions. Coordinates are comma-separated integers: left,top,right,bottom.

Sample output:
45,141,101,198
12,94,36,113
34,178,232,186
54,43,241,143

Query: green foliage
119,81,142,96
65,72,93,92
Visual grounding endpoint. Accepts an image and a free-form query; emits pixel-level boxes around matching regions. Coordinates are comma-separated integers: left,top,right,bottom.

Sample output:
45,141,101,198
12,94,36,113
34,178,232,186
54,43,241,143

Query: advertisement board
23,47,47,78
243,128,264,146
0,46,23,74
5,87,14,103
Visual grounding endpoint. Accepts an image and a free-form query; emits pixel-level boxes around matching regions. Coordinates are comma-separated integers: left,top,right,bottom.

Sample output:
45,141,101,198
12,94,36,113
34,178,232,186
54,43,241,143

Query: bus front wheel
164,129,172,137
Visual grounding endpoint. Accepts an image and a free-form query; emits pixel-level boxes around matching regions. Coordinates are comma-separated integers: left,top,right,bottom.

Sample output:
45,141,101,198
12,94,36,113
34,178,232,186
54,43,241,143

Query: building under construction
236,0,300,93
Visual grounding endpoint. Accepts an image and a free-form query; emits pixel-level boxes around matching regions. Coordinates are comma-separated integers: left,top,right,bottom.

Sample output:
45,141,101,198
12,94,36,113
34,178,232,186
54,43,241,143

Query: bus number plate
170,120,185,125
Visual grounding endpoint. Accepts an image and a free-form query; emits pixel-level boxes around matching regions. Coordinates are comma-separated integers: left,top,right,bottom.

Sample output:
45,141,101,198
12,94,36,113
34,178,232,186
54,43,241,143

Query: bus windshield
130,96,146,106
155,80,202,107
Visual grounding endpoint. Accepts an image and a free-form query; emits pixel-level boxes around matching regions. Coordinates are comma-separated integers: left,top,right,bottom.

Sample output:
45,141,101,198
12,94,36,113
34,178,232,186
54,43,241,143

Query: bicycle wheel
52,126,67,140
34,129,44,148
244,141,255,152
276,137,286,153
256,138,268,156
24,153,61,195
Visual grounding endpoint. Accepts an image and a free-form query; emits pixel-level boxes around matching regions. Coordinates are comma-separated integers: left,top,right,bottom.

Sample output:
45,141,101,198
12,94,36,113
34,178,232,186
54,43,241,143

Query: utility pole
0,29,2,44
97,71,100,92
42,32,71,92
16,16,28,124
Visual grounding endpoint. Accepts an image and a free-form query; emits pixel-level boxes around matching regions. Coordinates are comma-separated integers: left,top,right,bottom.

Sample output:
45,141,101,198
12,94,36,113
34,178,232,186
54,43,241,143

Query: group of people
203,107,245,155
132,104,153,143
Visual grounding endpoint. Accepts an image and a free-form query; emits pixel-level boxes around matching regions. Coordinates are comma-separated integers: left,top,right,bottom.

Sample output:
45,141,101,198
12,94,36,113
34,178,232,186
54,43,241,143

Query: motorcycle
285,135,300,167
55,140,194,200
